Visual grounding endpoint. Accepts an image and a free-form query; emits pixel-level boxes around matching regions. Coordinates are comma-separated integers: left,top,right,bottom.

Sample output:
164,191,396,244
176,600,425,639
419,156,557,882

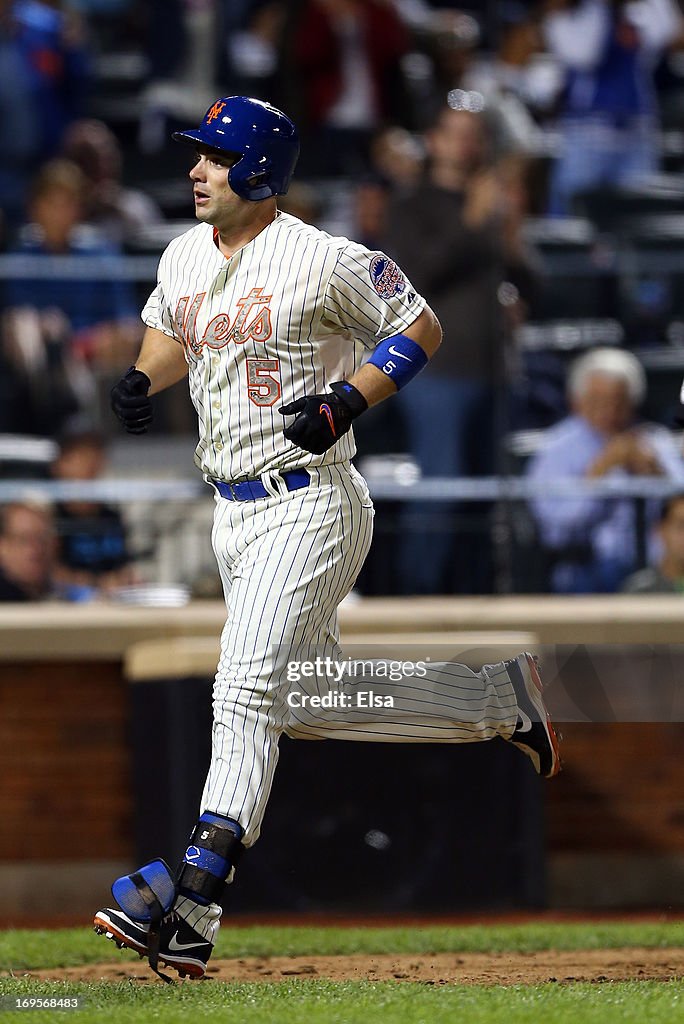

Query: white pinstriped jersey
141,211,425,481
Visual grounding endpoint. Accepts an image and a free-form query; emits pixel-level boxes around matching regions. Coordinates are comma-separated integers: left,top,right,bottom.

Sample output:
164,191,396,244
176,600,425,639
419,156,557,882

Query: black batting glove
279,380,368,455
110,366,153,434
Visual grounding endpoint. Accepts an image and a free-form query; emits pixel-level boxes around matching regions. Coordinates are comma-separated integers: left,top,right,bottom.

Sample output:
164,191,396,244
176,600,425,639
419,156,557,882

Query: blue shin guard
111,859,176,923
111,859,177,979
177,812,244,905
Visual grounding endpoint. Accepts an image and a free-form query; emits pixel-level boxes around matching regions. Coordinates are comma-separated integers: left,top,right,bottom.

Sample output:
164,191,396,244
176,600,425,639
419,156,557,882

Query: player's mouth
194,190,210,206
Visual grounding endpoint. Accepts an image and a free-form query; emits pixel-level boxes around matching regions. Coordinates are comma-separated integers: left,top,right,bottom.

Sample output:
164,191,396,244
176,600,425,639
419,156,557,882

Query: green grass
2,922,684,1023
0,978,683,1024
2,920,684,972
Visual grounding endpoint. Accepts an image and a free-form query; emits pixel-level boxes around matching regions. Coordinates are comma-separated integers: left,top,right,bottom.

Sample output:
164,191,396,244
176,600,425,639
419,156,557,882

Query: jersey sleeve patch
369,254,406,300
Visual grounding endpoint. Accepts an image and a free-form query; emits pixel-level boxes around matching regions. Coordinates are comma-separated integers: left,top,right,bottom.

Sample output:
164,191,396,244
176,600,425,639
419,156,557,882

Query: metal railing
0,474,679,503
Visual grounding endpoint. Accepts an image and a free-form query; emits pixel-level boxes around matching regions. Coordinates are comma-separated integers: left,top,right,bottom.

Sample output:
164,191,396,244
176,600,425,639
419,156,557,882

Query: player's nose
189,158,206,182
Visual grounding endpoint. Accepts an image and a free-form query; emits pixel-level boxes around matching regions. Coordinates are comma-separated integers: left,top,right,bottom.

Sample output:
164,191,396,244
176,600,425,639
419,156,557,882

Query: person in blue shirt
0,0,89,222
543,0,682,215
526,346,684,592
51,430,134,594
4,158,140,365
0,1,39,224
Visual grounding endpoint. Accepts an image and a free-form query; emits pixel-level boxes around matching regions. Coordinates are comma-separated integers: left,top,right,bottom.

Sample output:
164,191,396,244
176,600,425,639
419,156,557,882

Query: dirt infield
20,948,684,986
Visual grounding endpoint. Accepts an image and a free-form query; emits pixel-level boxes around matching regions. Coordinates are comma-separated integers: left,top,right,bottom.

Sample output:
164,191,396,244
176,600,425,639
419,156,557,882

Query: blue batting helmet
172,96,300,201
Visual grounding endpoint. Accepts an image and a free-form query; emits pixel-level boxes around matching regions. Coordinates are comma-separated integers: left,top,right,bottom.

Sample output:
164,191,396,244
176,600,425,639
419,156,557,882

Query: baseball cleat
93,899,219,980
507,652,561,778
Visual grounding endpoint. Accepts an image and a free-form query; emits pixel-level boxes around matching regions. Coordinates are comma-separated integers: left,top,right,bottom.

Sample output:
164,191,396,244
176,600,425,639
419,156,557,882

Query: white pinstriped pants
200,462,518,846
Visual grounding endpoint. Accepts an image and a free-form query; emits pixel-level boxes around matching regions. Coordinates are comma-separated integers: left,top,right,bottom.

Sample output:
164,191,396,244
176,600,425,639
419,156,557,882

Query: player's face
189,148,246,228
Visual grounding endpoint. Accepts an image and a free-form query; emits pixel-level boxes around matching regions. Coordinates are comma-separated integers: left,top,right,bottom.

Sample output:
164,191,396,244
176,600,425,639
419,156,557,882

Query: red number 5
246,357,281,407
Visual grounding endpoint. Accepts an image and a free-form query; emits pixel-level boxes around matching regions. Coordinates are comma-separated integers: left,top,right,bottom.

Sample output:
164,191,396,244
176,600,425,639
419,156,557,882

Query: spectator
0,0,39,223
622,493,684,593
12,0,89,156
383,105,534,593
370,125,424,192
420,7,548,155
0,360,29,432
419,9,481,125
225,0,283,99
526,347,684,593
461,7,553,156
145,0,186,85
139,0,229,152
0,500,58,600
0,306,81,435
3,158,141,371
284,0,410,176
51,430,134,594
277,181,322,224
0,0,89,224
542,0,683,215
61,119,163,246
0,0,88,220
352,176,390,249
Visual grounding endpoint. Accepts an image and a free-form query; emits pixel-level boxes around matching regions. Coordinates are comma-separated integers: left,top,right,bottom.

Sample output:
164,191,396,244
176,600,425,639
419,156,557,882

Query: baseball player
94,96,561,981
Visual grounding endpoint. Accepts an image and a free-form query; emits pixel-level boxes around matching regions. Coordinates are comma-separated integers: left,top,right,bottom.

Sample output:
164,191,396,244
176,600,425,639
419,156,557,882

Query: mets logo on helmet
369,254,406,300
206,101,226,124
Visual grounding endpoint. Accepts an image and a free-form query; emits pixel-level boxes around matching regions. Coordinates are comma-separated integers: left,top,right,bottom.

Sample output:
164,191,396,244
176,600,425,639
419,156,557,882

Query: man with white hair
526,347,684,593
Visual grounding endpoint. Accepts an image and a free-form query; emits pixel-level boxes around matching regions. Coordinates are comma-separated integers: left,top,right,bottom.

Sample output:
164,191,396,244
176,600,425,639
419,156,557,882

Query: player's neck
213,205,278,259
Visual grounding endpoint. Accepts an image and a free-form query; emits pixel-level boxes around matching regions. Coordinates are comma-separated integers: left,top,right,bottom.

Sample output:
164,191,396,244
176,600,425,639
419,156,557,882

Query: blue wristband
367,333,428,390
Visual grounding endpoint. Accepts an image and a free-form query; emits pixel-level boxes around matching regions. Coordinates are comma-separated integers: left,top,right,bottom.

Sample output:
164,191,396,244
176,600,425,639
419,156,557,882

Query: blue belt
211,469,310,501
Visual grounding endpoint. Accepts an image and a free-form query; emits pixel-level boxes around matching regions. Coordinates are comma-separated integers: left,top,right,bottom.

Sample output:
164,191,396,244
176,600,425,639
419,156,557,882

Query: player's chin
194,200,212,221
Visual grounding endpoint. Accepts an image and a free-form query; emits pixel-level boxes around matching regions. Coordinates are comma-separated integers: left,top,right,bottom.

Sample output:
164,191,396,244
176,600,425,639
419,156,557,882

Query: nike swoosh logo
516,708,532,733
388,345,412,362
168,932,207,952
319,402,336,437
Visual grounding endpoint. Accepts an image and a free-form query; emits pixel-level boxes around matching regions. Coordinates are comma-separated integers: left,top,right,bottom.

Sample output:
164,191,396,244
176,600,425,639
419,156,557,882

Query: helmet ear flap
228,156,274,201
244,168,270,189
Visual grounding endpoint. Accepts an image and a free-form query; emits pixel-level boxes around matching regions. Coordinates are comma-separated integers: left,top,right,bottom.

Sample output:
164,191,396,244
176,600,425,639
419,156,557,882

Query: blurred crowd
2,0,684,599
0,429,134,601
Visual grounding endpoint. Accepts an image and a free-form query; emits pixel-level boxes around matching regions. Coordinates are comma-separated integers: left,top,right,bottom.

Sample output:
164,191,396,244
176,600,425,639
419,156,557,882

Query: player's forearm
134,327,189,395
349,305,442,408
346,363,397,408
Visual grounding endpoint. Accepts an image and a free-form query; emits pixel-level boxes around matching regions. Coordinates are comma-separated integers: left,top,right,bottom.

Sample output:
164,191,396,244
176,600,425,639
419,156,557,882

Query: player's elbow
407,305,442,359
422,306,443,358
